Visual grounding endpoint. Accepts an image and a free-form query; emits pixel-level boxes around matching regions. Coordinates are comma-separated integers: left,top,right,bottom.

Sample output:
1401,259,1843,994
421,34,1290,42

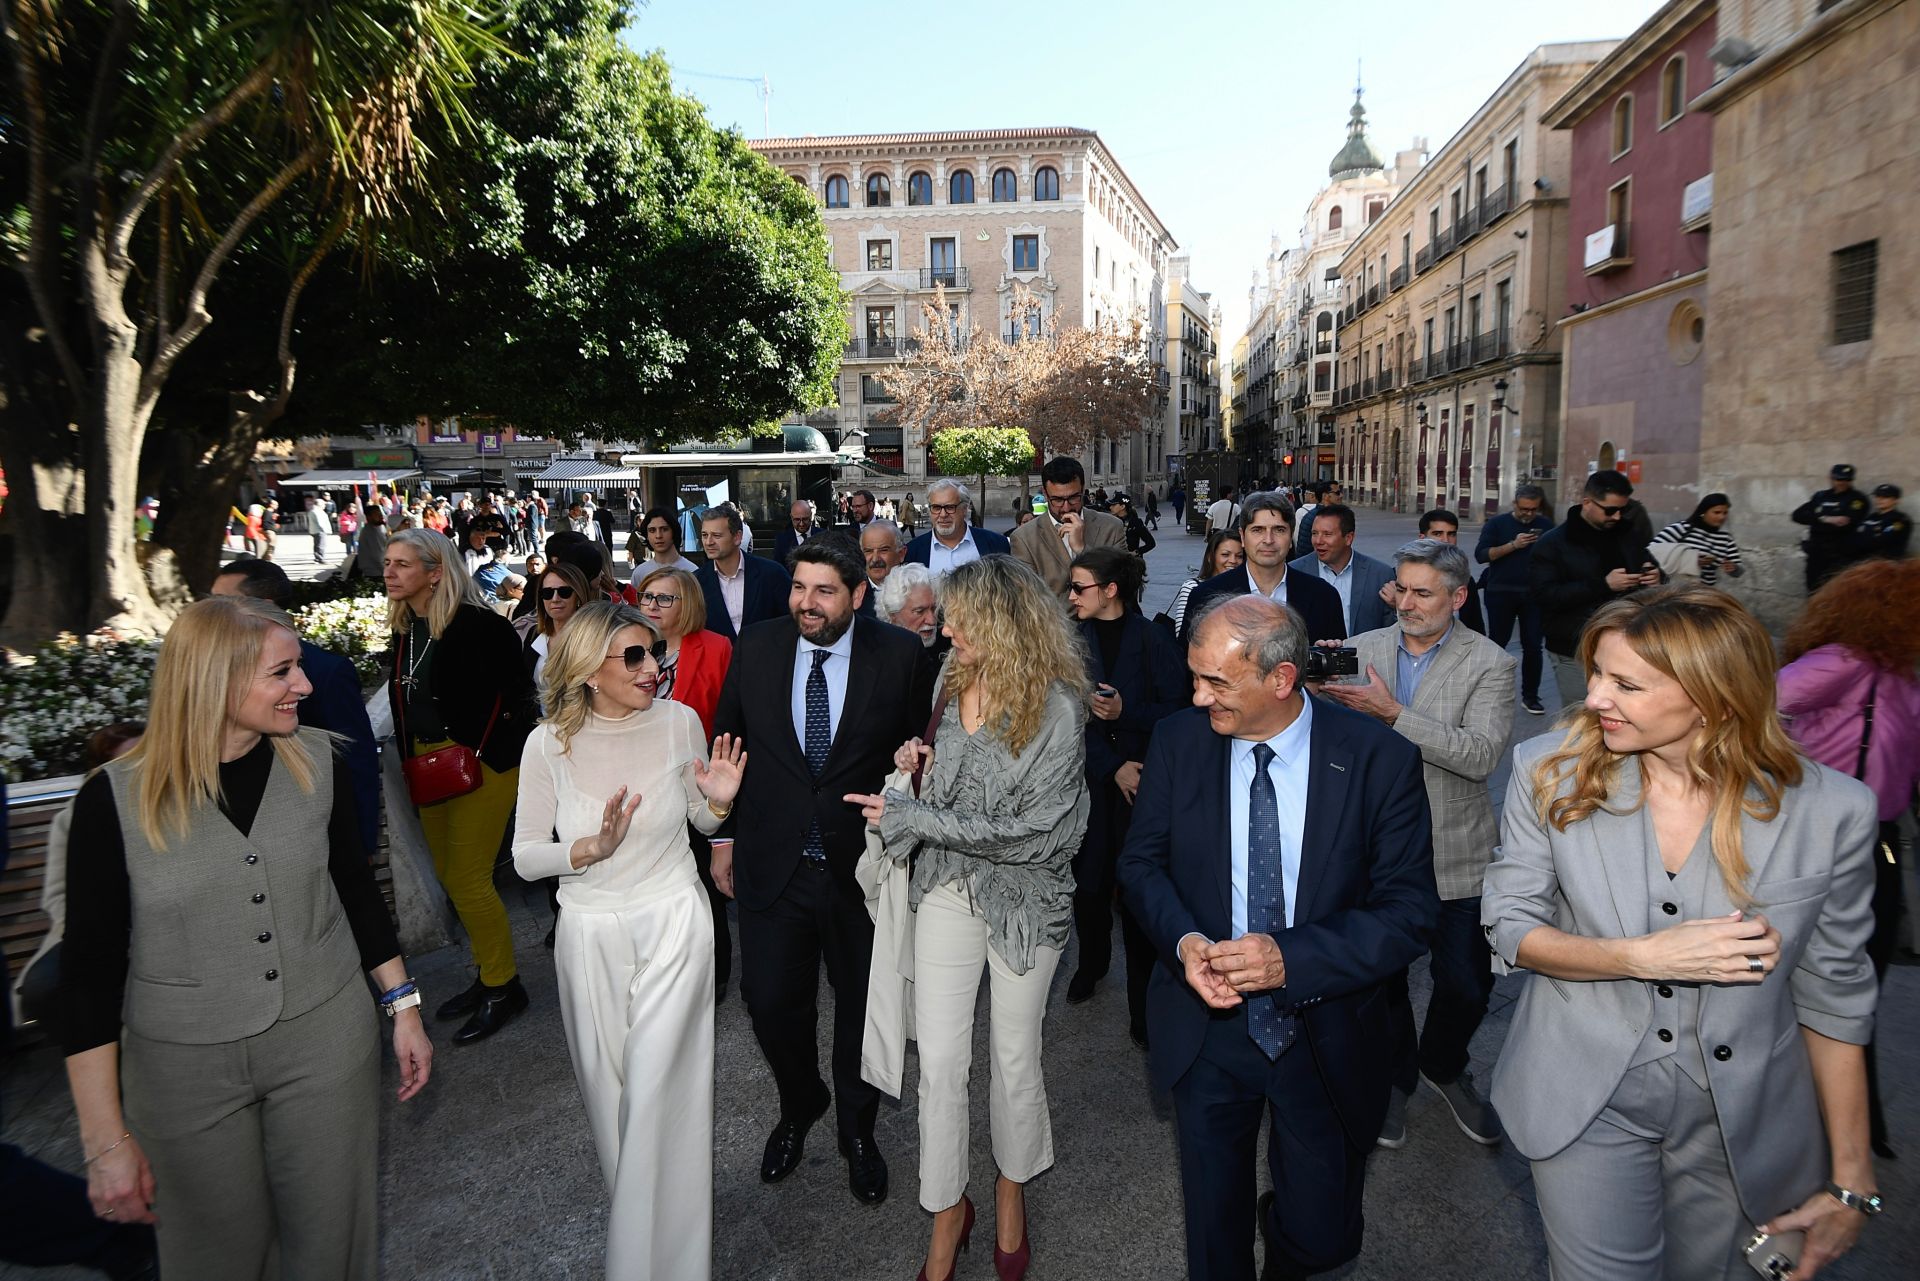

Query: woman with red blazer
636,565,736,999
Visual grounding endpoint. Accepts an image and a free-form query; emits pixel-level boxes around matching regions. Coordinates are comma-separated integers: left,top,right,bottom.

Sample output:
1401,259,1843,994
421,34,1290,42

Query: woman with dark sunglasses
524,561,594,695
513,602,745,1281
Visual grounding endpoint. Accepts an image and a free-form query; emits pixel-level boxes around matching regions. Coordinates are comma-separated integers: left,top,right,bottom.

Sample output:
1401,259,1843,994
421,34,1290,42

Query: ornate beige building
748,129,1177,505
1328,43,1613,521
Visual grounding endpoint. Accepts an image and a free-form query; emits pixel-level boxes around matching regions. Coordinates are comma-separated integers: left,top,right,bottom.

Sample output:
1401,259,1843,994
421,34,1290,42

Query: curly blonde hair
541,602,660,752
1530,583,1803,906
937,555,1091,755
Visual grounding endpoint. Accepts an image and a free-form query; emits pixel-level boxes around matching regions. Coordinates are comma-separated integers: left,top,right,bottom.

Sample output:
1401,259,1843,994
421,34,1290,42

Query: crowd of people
5,453,1912,1281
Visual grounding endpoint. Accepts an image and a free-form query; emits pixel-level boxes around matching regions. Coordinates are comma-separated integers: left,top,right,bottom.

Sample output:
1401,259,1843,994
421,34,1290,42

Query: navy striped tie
1246,744,1298,1058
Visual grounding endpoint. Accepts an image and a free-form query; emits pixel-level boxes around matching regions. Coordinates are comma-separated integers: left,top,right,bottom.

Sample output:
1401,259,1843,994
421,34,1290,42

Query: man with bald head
773,498,826,565
1119,595,1438,1281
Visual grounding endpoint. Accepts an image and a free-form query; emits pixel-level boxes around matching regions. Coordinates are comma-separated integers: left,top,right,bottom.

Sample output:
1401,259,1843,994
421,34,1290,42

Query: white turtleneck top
512,699,724,911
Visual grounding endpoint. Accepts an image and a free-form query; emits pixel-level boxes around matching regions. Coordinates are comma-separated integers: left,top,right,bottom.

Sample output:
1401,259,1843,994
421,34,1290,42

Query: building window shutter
1831,241,1878,345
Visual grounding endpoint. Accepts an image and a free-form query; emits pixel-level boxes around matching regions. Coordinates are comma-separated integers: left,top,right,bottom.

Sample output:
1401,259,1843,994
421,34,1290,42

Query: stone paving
5,512,1917,1280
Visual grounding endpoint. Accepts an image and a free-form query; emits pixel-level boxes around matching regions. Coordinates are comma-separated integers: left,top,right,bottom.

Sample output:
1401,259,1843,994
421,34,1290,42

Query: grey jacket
1349,623,1516,898
1482,734,1879,1223
881,682,1090,974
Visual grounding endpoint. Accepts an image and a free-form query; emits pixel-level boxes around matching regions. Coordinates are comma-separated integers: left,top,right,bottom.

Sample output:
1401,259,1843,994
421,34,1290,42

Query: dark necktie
803,649,831,861
1246,743,1298,1059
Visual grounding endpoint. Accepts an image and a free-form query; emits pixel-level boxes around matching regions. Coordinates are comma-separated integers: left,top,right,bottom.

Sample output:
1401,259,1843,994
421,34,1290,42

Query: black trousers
1484,592,1544,701
1382,895,1496,1092
1172,1015,1368,1281
1866,819,1904,1148
1072,791,1154,1029
739,859,879,1142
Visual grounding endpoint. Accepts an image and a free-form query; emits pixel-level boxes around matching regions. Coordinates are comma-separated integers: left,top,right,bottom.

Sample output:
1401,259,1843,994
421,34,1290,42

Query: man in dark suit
773,498,829,564
1065,547,1191,1043
696,504,790,643
1120,595,1438,1281
1180,491,1345,646
711,541,931,1206
902,479,1010,571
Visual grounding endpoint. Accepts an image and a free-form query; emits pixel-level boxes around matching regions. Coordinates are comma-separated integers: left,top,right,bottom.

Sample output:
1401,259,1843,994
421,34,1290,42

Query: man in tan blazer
1319,537,1516,1149
1010,455,1128,599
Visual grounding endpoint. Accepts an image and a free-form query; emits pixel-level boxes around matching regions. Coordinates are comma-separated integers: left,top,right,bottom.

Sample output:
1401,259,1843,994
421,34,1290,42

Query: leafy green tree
929,427,1036,501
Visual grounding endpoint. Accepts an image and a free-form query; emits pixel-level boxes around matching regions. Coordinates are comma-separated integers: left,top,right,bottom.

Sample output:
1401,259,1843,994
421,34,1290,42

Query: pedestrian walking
1475,484,1552,713
1168,481,1186,529
1792,463,1871,591
1167,531,1244,637
1203,484,1240,538
1144,487,1160,531
1528,471,1660,710
1650,493,1744,586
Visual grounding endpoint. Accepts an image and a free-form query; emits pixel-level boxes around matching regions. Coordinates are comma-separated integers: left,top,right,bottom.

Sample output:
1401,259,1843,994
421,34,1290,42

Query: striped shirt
1651,520,1741,586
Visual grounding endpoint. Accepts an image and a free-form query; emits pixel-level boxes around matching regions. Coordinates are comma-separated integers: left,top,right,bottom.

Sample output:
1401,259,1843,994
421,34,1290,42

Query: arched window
1033,166,1060,201
949,170,975,204
992,167,1018,202
1611,94,1633,156
1327,205,1344,231
907,170,933,206
866,173,891,207
824,175,849,209
1660,56,1687,126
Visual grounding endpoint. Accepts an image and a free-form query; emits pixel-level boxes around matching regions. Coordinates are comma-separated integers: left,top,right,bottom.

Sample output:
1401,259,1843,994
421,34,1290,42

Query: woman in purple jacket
1778,557,1920,1159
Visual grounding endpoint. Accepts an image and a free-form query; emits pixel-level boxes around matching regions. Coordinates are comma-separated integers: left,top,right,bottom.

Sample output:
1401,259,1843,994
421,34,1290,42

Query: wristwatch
382,990,423,1019
1824,1181,1884,1216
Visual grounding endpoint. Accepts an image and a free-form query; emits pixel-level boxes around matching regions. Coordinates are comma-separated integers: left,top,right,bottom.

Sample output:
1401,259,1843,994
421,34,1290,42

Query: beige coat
1008,508,1128,598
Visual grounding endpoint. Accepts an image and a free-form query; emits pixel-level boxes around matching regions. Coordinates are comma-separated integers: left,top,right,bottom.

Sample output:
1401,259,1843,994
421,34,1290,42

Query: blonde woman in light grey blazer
1483,584,1881,1280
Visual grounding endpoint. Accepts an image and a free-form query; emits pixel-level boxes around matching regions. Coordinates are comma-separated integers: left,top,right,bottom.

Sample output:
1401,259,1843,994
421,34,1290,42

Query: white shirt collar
799,624,857,661
1230,694,1314,769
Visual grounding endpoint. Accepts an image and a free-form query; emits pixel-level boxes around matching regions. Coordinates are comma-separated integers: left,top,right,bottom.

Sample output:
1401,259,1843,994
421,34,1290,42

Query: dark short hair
641,506,680,546
1514,484,1547,505
789,539,864,591
1584,469,1634,501
1238,490,1295,533
214,557,293,608
1070,545,1142,605
546,529,590,561
556,538,608,583
1310,503,1356,537
700,504,744,536
1303,483,1321,501
1041,456,1087,489
1417,508,1459,534
851,489,876,504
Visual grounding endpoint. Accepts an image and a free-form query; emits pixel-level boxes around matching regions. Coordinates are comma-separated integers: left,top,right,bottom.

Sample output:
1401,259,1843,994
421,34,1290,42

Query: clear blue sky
623,0,1660,344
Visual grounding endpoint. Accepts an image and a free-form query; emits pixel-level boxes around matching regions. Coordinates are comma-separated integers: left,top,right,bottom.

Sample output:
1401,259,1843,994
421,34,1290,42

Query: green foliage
929,428,1036,480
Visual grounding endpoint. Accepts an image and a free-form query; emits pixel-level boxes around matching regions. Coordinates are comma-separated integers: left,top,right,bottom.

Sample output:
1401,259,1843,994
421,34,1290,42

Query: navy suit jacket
903,525,1011,566
773,525,845,566
695,553,791,643
298,640,380,858
1179,565,1346,646
1117,699,1439,1149
1288,550,1397,634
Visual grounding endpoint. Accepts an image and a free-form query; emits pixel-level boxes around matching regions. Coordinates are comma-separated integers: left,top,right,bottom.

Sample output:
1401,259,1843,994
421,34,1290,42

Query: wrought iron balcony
1389,264,1409,292
919,267,970,290
1415,243,1434,275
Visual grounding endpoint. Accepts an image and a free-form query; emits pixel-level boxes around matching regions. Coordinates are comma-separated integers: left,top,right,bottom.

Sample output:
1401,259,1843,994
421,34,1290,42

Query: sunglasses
540,585,576,601
610,639,670,670
1067,580,1104,596
1590,501,1629,518
639,591,680,607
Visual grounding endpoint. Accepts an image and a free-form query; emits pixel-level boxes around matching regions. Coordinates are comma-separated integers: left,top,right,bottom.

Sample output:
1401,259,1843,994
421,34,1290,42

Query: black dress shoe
1065,971,1099,1004
838,1134,889,1205
761,1096,830,1184
435,977,485,1022
452,977,529,1045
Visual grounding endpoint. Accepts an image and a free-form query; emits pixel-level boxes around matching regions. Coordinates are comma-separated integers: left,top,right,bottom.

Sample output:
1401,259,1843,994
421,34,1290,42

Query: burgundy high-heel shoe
917,1195,975,1281
993,1217,1031,1281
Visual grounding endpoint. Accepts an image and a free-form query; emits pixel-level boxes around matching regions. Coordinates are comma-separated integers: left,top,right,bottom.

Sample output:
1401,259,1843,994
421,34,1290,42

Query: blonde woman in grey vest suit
512,601,744,1280
1483,585,1882,1280
60,596,433,1279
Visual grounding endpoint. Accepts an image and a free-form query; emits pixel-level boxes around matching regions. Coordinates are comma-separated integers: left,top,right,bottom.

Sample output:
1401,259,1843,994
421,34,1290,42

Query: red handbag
393,641,500,806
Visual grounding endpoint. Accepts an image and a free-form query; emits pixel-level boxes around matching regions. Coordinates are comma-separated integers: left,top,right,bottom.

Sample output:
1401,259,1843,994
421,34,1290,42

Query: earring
588,684,599,694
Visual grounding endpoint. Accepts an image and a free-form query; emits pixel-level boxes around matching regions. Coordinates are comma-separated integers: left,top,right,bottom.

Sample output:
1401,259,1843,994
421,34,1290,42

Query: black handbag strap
1854,673,1878,781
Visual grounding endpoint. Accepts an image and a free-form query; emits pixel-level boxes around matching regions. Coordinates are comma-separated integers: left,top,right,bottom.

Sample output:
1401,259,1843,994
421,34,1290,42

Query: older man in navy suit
902,479,1009,574
1120,595,1437,1281
696,505,791,643
1180,492,1345,646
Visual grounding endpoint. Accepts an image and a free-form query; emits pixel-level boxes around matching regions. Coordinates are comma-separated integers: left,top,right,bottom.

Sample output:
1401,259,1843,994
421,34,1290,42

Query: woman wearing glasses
634,565,733,737
523,561,593,694
513,602,745,1281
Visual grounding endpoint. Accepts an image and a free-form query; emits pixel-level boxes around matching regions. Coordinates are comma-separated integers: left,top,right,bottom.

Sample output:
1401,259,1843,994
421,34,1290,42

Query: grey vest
106,729,361,1045
1626,811,1712,1087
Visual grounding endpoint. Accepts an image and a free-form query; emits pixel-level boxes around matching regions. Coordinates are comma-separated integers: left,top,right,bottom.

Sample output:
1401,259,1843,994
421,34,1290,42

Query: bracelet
1824,1181,1884,1216
377,979,418,1005
707,798,733,820
85,1131,132,1167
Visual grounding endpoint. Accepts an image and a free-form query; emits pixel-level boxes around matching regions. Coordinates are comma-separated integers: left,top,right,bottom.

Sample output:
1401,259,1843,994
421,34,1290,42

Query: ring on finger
1746,955,1765,974
102,1207,116,1217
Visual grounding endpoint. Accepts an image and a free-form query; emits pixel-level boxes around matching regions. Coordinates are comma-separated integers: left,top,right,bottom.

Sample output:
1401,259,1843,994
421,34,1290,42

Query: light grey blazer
1350,624,1516,899
1482,733,1879,1222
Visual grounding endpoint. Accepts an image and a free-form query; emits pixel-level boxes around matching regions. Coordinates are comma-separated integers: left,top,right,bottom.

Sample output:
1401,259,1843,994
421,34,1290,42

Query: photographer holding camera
1317,539,1517,1149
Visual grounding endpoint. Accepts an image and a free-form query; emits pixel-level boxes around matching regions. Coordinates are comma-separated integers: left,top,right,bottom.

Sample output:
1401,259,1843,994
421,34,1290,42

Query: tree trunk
0,318,91,646
150,403,273,596
84,330,171,634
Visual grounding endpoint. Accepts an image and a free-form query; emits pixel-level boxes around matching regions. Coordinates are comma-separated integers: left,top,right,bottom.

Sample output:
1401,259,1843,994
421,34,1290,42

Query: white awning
279,469,422,487
531,458,645,489
613,451,842,468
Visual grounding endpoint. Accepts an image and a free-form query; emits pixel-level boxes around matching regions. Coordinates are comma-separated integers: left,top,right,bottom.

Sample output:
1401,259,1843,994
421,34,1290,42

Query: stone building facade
747,129,1177,508
1547,0,1718,525
1692,0,1916,627
1329,43,1614,523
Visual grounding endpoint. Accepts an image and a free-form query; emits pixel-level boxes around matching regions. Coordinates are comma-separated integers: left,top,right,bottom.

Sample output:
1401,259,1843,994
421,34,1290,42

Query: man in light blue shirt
1291,502,1396,633
905,478,1011,574
790,619,854,750
1225,696,1312,938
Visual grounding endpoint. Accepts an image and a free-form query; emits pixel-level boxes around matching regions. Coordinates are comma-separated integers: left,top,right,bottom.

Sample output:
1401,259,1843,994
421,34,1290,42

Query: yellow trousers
413,740,520,986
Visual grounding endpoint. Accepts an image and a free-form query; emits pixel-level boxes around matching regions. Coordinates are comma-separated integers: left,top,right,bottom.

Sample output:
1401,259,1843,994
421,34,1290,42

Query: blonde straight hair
127,596,319,851
1530,583,1804,906
542,601,660,752
384,527,488,637
937,555,1091,755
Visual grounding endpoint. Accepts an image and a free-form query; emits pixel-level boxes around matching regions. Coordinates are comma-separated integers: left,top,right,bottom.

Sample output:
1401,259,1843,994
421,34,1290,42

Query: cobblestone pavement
7,515,1916,1279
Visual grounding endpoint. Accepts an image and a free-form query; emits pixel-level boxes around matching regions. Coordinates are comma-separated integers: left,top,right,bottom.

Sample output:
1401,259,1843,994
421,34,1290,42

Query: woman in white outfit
512,601,746,1281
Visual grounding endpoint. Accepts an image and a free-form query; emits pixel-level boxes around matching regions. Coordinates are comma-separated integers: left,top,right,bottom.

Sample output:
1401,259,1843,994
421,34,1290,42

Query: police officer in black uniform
1791,463,1870,590
1855,483,1911,561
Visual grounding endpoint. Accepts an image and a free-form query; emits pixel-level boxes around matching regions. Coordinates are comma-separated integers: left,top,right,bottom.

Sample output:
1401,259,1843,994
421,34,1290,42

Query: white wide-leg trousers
554,879,715,1281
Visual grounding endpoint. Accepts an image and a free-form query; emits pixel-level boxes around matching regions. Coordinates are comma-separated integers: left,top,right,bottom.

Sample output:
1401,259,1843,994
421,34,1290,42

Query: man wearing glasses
1527,470,1662,708
1010,455,1129,600
904,479,1009,576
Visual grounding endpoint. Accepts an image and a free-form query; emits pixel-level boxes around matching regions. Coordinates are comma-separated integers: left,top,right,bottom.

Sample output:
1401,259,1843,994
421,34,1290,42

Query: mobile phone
1095,683,1117,697
1743,1228,1803,1279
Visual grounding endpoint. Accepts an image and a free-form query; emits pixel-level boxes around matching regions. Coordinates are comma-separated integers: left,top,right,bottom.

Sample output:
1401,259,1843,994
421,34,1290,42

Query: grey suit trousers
1529,1058,1748,1281
122,974,380,1281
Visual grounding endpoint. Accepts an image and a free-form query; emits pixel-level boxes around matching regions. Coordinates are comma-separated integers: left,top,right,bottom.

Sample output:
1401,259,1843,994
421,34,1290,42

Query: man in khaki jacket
1010,455,1128,599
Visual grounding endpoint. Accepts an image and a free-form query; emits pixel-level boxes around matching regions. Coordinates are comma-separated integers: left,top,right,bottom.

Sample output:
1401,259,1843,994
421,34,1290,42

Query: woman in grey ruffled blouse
847,555,1091,1281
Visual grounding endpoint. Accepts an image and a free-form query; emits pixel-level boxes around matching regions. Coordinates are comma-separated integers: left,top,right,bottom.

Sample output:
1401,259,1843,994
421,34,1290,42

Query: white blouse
512,701,723,911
